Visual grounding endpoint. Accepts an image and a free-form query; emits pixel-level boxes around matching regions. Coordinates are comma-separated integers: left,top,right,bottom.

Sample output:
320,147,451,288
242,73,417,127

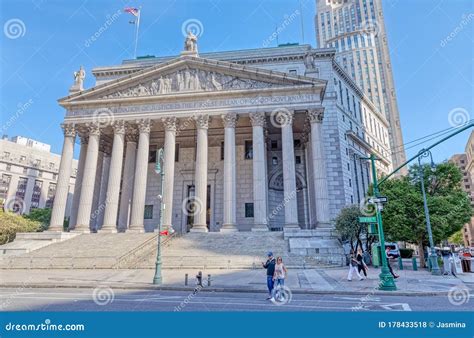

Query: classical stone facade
50,43,392,234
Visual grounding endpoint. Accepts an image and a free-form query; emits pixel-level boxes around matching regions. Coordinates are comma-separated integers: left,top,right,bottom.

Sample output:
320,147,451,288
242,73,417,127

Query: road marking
333,296,381,302
380,303,412,311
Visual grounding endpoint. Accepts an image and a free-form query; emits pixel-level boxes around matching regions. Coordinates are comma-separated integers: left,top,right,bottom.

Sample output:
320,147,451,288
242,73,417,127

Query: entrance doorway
185,185,211,232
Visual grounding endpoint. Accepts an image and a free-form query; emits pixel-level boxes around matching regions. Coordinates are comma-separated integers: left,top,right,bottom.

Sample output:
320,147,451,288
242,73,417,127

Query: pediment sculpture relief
102,68,281,98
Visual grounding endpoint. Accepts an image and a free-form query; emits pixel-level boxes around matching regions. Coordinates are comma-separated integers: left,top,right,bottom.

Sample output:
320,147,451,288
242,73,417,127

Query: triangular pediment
59,56,325,104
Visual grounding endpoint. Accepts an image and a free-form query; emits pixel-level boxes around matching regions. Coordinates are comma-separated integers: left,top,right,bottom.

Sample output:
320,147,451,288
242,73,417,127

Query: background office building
0,135,78,216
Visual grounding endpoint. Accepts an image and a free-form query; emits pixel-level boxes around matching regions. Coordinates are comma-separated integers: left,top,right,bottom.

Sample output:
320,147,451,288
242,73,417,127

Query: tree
448,230,464,246
378,162,471,267
23,208,51,231
334,205,376,252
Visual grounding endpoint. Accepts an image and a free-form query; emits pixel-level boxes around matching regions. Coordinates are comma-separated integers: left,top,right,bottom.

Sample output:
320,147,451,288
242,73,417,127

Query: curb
0,283,453,296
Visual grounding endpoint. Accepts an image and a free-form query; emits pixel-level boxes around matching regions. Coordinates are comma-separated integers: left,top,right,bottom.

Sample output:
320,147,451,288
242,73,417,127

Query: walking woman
347,250,363,281
273,256,287,286
356,248,368,278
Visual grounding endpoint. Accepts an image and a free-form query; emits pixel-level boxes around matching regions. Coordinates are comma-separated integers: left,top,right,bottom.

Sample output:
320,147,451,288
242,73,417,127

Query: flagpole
133,8,141,59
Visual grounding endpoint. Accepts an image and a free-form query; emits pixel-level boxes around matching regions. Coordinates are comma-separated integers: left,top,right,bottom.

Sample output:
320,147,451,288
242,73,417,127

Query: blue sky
0,0,473,163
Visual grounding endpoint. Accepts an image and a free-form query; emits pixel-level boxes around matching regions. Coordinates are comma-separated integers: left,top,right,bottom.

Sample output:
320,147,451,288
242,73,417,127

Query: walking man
262,252,276,300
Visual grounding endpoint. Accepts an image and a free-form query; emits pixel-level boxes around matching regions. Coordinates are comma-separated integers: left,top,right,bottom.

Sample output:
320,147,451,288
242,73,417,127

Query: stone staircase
0,230,344,270
0,233,156,269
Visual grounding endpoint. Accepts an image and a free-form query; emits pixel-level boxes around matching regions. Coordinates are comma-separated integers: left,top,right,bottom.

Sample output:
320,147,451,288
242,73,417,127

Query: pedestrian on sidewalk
347,250,363,281
356,248,368,278
273,256,287,287
262,252,276,300
385,247,399,279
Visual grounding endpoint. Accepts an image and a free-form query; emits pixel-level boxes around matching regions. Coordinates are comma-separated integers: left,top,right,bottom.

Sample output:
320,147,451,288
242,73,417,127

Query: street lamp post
417,149,441,275
153,148,165,285
361,154,397,291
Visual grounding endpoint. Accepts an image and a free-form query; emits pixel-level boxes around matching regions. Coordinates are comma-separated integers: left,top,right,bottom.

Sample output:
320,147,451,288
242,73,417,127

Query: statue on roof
70,65,85,93
184,30,198,54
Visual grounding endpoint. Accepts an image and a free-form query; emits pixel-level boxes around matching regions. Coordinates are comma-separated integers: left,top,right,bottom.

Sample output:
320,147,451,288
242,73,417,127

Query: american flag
124,7,140,17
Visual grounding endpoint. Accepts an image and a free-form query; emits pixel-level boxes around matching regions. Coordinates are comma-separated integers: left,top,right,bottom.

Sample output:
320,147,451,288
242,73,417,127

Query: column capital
249,112,266,127
307,108,325,124
61,123,76,137
112,120,126,135
125,126,139,143
162,117,178,131
136,119,152,134
194,114,209,129
221,113,238,128
85,122,101,136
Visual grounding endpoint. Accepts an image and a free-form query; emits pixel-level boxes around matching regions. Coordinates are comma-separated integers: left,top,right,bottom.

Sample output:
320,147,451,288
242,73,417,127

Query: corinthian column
221,113,238,232
118,128,138,231
190,114,209,232
75,123,101,232
129,119,151,232
68,132,88,229
279,110,299,228
49,123,76,231
250,112,268,231
162,117,178,231
101,121,126,232
308,108,331,227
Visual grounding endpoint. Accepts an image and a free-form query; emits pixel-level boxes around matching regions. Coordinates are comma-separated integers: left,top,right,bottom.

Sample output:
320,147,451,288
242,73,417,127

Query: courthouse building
49,37,393,234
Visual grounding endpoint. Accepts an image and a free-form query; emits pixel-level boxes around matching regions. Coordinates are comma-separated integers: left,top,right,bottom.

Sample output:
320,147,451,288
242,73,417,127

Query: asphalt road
0,288,472,312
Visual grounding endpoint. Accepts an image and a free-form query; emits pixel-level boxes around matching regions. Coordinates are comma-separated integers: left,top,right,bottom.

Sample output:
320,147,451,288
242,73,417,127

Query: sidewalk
1,267,472,296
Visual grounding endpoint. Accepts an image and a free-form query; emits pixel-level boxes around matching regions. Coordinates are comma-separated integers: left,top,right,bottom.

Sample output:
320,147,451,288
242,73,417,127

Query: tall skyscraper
315,0,406,173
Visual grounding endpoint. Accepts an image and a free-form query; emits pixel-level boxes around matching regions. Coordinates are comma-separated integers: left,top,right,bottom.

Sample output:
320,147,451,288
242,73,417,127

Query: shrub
399,248,414,259
24,208,51,231
0,210,41,245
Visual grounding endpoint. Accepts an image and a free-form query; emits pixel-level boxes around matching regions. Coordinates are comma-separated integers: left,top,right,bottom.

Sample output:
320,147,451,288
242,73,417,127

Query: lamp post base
153,262,162,285
378,267,397,291
429,254,441,275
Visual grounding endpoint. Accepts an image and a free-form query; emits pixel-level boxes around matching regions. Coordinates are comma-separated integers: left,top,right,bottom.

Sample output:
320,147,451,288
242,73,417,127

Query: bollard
398,256,403,270
412,257,418,271
207,274,211,287
184,273,188,286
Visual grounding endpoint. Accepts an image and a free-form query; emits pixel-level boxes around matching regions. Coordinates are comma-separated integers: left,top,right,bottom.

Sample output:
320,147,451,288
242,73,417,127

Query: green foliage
24,208,51,231
448,229,464,245
0,210,41,245
334,205,375,251
379,162,472,247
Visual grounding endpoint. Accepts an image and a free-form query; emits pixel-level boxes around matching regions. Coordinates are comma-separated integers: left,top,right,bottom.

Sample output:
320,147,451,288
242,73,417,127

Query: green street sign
358,216,377,223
